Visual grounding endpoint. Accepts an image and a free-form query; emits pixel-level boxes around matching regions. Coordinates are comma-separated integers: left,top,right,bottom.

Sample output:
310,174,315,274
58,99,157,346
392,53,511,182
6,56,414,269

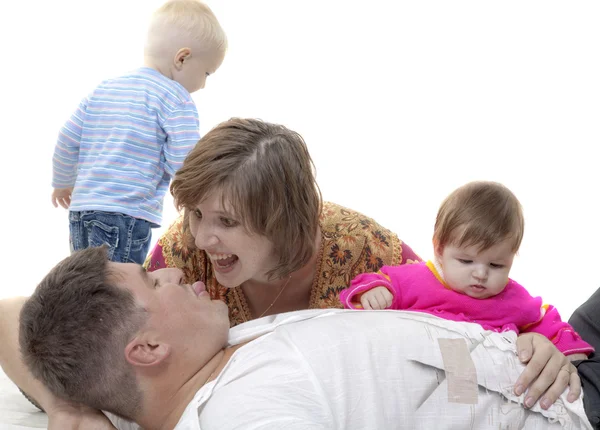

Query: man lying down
19,248,593,430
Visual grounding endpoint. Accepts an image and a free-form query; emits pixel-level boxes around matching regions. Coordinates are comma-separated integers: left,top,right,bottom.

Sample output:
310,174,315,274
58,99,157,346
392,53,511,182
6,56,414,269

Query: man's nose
156,268,184,284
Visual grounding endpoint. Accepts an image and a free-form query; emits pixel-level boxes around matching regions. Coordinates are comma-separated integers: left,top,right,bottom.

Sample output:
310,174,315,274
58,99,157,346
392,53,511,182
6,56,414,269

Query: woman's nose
193,224,219,250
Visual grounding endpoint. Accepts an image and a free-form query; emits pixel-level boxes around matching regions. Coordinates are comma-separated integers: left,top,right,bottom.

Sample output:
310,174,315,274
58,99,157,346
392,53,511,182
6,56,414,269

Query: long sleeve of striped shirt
162,101,201,177
52,98,88,188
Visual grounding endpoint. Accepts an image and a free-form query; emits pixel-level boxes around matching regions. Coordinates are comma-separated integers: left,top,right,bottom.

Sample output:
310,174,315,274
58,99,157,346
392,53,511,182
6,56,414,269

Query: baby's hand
52,188,73,209
360,286,393,310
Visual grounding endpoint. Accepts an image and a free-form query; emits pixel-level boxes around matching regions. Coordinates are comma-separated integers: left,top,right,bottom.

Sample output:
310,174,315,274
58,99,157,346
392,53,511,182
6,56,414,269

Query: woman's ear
125,335,171,367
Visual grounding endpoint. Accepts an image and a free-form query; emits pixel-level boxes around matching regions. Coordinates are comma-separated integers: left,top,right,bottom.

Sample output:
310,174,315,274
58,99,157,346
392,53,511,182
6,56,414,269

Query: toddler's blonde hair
145,0,227,57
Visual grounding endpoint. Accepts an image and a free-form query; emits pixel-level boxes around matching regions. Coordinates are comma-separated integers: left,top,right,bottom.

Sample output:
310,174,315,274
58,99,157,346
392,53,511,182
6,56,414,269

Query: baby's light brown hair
433,181,524,253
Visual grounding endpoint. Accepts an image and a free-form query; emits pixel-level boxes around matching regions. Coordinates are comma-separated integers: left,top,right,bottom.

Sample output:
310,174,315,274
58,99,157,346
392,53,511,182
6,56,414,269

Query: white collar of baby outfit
432,258,447,284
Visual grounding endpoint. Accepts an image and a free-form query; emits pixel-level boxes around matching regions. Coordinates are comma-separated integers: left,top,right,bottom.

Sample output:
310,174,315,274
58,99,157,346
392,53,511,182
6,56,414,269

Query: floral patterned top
144,201,421,327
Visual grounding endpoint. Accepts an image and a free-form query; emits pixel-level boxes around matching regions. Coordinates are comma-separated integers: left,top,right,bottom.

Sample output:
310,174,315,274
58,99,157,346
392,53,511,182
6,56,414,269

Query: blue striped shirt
52,67,200,225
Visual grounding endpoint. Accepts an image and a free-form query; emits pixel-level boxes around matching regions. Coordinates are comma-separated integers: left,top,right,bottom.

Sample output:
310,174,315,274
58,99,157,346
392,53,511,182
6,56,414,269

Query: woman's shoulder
310,202,421,310
320,201,398,240
319,201,421,265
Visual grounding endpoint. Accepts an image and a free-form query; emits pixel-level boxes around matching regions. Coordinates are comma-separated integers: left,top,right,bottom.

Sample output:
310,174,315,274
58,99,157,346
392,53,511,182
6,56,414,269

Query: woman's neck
242,228,321,318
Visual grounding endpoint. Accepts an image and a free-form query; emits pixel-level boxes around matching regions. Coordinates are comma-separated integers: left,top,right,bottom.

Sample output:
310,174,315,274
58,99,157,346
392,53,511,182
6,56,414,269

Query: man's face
109,263,230,354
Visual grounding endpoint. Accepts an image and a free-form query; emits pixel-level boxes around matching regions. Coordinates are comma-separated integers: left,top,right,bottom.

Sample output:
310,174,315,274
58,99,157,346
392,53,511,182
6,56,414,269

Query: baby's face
436,239,515,299
176,48,225,93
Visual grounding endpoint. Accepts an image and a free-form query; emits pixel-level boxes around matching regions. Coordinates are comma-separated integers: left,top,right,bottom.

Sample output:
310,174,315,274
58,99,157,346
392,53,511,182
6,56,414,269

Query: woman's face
188,190,277,287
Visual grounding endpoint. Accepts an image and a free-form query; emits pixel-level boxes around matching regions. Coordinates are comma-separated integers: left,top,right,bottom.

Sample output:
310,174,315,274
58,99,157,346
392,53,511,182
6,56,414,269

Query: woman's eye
193,209,202,219
220,217,238,228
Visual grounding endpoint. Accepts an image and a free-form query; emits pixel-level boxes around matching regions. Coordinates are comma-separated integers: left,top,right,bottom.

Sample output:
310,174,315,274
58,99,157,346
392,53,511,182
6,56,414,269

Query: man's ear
125,334,171,367
173,47,192,70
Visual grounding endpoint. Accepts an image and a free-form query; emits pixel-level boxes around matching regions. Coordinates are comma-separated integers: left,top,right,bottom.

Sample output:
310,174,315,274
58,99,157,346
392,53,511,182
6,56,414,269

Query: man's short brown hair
19,247,145,420
171,118,322,280
433,181,524,252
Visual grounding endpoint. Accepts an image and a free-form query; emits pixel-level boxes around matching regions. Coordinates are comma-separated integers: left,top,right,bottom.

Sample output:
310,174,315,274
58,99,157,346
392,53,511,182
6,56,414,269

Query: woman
145,117,421,326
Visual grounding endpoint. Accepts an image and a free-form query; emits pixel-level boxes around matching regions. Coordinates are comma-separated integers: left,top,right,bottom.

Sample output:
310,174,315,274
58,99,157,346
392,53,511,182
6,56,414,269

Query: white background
0,1,598,320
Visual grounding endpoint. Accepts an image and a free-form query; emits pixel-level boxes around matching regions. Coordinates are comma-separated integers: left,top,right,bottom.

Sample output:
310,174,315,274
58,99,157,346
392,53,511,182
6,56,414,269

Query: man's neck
137,343,248,430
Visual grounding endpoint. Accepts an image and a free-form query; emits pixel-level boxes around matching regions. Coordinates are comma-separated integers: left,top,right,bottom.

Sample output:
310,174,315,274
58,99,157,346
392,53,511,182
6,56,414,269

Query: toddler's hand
360,286,393,310
52,188,73,209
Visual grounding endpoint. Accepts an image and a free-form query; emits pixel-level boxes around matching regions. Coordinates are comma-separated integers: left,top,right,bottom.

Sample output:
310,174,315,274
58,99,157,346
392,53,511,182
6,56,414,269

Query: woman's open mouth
208,252,239,273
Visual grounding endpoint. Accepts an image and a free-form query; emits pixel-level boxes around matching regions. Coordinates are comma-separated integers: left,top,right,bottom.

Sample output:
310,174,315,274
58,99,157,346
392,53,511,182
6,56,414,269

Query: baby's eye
458,259,473,264
490,263,505,268
154,279,160,289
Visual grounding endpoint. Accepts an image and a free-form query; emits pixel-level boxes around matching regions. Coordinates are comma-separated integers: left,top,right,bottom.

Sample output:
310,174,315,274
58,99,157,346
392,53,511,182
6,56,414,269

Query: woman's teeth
209,252,234,260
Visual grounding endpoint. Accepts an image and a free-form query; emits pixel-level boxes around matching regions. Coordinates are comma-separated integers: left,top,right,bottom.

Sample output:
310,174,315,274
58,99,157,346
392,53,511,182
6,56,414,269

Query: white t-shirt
109,309,592,430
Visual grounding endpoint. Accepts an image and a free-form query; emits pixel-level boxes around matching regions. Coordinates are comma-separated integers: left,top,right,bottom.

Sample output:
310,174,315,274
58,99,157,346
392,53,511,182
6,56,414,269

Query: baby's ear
174,47,192,69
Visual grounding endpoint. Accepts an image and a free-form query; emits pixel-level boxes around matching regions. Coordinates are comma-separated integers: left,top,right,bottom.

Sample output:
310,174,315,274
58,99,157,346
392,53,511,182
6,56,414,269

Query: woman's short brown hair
171,118,322,279
433,181,524,252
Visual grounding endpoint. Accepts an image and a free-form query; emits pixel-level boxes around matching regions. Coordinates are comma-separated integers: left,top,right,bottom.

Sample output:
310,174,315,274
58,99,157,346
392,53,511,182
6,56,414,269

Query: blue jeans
69,211,154,264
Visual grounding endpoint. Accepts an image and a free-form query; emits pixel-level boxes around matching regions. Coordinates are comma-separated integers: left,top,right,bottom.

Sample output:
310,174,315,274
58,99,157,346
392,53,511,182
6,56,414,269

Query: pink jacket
340,261,593,356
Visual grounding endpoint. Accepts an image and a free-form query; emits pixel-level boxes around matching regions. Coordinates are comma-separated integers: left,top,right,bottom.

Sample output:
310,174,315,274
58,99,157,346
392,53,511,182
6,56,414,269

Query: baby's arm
524,304,594,357
52,99,87,193
162,101,200,176
339,269,400,310
360,286,394,310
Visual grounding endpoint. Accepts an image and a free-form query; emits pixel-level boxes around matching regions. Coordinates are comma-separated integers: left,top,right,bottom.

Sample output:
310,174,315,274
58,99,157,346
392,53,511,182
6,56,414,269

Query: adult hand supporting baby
515,332,581,410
